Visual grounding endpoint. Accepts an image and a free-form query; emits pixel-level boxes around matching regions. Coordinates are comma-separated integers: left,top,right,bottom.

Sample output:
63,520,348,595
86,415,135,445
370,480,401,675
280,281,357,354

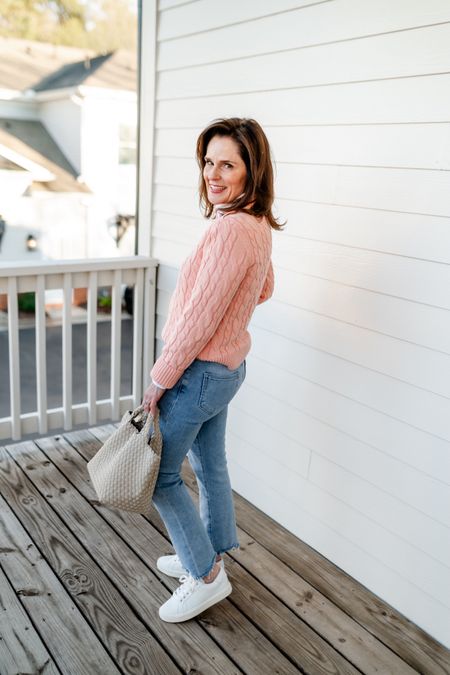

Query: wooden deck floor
1,424,449,675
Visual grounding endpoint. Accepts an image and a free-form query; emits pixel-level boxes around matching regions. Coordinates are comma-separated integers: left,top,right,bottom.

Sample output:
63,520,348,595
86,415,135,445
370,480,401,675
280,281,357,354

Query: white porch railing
0,257,157,441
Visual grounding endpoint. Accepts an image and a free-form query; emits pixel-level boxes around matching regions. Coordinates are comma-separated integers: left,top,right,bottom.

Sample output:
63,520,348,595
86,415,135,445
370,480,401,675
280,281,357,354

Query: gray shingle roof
33,51,136,92
0,118,90,193
0,38,136,92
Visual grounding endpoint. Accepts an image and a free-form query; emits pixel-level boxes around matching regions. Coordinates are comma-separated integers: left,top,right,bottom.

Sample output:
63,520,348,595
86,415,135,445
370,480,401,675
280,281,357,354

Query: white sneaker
159,564,232,622
157,553,224,578
156,554,187,578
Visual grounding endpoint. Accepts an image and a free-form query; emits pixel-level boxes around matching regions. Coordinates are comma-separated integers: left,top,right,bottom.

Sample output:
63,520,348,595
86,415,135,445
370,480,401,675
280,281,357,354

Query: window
119,124,137,165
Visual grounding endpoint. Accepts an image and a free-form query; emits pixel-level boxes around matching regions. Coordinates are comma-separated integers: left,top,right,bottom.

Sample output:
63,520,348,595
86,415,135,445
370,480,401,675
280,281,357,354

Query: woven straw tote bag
87,405,163,513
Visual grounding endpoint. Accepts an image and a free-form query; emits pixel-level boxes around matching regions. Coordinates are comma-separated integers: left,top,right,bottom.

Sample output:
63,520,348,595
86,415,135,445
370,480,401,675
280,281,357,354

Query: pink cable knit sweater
150,210,274,389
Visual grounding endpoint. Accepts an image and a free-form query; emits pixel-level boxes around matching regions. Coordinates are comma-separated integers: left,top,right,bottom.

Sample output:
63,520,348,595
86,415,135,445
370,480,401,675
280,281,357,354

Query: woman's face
203,135,247,206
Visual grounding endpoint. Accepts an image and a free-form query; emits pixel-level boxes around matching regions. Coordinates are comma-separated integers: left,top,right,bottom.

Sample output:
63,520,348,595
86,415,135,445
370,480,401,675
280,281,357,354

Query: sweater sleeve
151,218,251,388
257,260,274,305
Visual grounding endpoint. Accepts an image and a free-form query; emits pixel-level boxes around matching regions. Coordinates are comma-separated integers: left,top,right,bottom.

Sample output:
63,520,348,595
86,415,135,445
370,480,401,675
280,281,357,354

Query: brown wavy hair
196,117,285,231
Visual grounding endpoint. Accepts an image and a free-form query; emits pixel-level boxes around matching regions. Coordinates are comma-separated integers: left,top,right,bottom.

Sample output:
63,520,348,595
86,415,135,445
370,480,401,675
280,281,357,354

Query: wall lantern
26,234,38,252
107,214,134,247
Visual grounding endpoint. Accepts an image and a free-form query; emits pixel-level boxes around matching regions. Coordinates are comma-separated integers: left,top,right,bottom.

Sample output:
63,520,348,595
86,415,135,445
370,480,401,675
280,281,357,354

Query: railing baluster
35,274,47,434
142,266,156,397
132,268,144,408
87,271,97,425
7,277,21,440
62,274,72,430
110,269,122,419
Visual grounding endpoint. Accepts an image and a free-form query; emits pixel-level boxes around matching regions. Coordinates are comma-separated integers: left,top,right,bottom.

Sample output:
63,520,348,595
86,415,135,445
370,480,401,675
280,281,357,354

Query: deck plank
32,432,243,675
91,422,450,675
47,428,303,675
0,564,59,675
0,489,120,675
182,471,420,675
194,467,450,675
88,424,428,674
82,426,362,674
0,444,179,675
3,423,449,675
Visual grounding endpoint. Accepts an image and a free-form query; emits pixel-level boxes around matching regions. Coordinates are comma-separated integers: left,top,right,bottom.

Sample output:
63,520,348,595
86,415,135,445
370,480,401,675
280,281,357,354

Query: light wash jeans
151,358,246,580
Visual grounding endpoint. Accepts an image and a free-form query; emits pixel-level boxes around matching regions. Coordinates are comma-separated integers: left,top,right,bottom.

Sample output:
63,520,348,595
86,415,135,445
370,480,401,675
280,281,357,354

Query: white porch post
136,0,157,257
136,0,158,392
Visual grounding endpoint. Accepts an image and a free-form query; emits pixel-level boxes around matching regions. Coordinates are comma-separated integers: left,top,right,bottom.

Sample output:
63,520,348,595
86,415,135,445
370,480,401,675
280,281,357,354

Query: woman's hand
142,382,166,416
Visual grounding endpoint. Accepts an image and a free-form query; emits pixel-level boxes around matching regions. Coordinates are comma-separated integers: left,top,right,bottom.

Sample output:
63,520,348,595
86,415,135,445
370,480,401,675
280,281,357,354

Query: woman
142,117,283,623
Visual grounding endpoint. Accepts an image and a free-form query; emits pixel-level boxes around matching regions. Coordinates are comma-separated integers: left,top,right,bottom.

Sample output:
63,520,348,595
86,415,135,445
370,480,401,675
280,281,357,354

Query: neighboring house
0,38,137,264
140,0,450,650
0,116,90,262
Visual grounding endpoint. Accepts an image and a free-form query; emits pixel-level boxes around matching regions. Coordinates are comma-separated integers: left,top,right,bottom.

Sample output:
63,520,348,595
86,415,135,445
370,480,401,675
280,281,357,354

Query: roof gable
0,118,90,193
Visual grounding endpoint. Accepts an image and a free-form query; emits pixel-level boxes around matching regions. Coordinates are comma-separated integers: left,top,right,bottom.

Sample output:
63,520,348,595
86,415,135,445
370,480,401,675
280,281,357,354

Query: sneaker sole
159,579,232,622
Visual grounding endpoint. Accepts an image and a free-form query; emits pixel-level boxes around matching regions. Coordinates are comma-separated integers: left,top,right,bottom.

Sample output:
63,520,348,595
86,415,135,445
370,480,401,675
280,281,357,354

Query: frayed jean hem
216,542,240,556
188,542,240,580
190,551,218,581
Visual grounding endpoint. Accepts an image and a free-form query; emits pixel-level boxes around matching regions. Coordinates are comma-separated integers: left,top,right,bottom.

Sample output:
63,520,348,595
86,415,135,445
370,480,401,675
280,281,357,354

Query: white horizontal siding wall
151,0,450,648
